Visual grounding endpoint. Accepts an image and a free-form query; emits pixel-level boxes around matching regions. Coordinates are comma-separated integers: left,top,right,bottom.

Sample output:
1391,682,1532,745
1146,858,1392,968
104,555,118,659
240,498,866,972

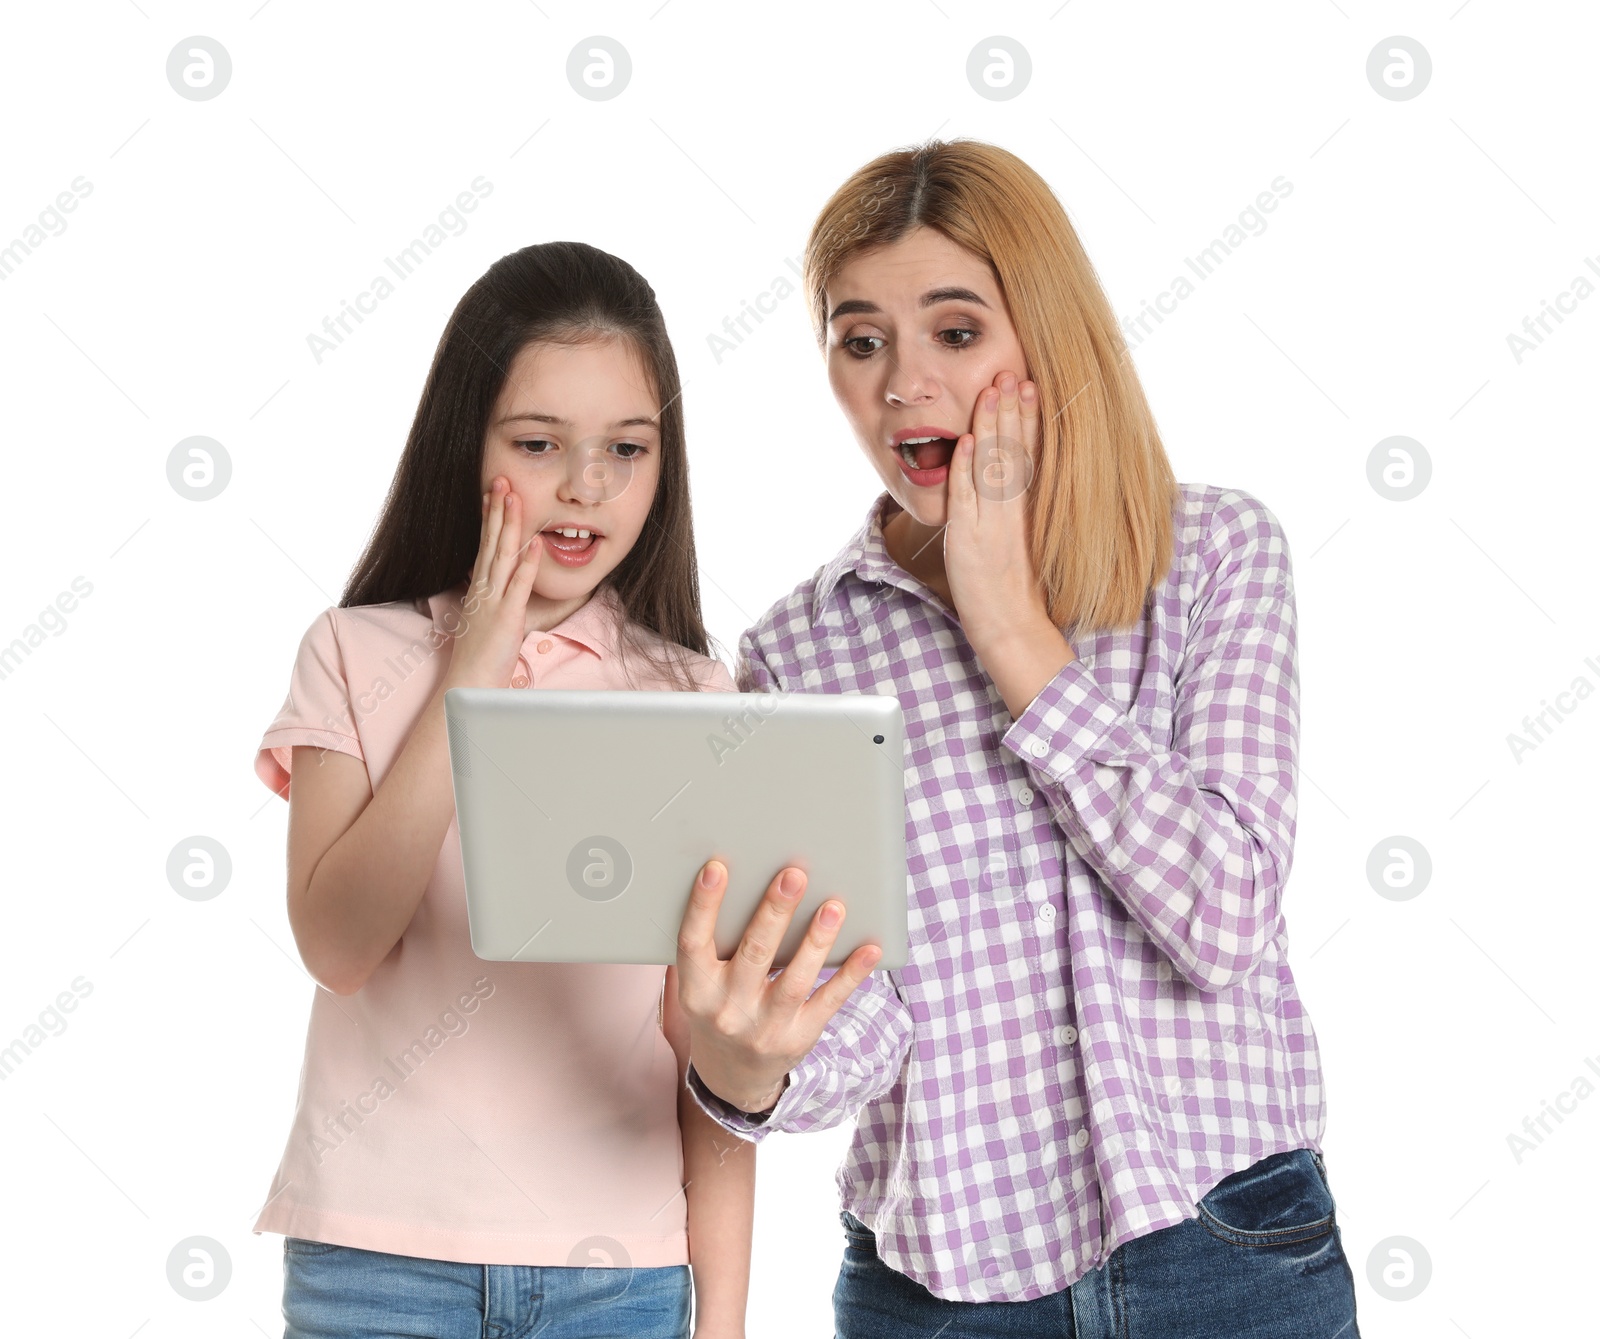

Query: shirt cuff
1000,655,1129,782
684,1063,776,1135
685,1059,821,1141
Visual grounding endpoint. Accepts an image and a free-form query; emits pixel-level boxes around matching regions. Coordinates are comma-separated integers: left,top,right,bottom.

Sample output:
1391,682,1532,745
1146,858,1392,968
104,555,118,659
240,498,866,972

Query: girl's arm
662,964,754,1339
285,673,460,995
288,479,540,995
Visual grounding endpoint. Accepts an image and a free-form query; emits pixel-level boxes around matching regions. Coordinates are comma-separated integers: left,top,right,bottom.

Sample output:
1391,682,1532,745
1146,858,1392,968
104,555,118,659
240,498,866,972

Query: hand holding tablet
672,857,883,1116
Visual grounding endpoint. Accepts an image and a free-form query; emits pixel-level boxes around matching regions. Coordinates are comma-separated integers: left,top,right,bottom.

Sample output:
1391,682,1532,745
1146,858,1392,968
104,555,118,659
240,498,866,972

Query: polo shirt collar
425,579,620,661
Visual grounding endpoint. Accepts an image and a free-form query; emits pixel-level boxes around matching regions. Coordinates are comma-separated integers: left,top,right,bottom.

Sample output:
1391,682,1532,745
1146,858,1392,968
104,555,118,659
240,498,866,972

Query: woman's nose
884,354,939,407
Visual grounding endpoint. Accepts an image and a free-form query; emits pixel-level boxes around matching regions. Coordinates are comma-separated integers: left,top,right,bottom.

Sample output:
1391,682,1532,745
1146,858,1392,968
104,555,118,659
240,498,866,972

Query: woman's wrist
740,1073,789,1116
968,614,1076,719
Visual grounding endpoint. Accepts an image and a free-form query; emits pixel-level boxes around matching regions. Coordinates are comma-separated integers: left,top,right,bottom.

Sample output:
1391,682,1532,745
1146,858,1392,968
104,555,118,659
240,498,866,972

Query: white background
1,2,1595,1336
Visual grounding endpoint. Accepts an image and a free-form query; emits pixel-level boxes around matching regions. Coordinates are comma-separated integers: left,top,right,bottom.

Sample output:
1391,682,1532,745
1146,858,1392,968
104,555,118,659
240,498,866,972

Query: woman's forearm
968,612,1077,720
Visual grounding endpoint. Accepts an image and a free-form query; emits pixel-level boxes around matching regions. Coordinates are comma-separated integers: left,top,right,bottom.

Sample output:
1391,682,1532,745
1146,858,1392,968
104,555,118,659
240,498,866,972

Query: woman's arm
985,495,1299,992
683,962,913,1141
940,380,1295,993
662,965,754,1339
669,634,915,1139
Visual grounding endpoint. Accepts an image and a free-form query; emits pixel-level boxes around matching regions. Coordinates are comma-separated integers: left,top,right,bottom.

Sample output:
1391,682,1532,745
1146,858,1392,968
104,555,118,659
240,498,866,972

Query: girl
673,141,1362,1337
252,241,752,1339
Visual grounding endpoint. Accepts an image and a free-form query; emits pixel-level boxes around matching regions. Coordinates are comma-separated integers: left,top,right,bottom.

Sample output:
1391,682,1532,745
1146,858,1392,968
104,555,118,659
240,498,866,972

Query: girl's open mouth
540,527,602,566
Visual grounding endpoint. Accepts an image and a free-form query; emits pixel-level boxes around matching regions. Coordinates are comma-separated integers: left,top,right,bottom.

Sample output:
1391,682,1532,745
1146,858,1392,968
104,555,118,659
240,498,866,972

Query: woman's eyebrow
920,285,990,309
826,286,992,323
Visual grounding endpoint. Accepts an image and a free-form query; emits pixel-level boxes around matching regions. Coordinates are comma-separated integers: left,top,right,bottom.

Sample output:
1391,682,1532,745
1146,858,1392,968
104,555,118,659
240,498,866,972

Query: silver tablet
443,687,907,970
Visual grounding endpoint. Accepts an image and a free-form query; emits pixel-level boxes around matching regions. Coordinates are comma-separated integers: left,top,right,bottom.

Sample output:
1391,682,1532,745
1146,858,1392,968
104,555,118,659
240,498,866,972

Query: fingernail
819,901,842,927
699,862,720,888
779,869,803,897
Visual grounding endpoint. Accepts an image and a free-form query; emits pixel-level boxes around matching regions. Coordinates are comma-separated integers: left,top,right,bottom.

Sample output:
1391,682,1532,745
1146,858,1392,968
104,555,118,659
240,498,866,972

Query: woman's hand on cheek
943,370,1050,655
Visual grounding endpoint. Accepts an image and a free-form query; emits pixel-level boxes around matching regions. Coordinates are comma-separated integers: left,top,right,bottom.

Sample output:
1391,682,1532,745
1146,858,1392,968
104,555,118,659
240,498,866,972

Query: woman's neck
883,506,953,608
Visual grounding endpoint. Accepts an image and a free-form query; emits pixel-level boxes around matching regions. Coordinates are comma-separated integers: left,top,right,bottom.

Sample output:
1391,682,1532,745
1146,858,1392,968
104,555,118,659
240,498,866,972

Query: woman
669,139,1361,1337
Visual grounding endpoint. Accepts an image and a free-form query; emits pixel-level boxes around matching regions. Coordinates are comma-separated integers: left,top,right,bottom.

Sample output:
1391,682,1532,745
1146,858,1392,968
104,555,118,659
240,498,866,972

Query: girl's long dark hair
340,240,716,691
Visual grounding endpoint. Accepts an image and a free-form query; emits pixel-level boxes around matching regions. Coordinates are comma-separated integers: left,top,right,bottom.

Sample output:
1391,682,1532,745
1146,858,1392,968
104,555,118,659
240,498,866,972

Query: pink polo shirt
251,579,735,1266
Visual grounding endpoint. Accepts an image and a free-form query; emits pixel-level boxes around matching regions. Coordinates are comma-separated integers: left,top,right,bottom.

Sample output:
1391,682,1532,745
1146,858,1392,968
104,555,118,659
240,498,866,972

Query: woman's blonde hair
804,138,1180,634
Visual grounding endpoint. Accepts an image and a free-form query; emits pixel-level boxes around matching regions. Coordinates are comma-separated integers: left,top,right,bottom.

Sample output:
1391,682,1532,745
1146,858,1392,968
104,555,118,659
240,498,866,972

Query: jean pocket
1195,1149,1336,1247
283,1236,345,1257
839,1210,877,1256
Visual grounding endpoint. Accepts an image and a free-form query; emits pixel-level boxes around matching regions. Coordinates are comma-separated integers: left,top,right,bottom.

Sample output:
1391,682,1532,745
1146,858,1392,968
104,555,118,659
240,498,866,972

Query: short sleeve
254,609,365,800
698,656,738,694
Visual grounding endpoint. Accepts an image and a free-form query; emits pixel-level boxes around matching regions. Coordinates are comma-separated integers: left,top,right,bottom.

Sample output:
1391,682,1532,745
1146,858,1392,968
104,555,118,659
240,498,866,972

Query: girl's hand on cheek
444,476,543,690
943,370,1049,654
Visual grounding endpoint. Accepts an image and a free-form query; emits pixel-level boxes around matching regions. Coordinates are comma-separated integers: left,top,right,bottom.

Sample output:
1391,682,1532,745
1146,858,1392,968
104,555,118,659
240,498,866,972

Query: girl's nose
563,441,623,502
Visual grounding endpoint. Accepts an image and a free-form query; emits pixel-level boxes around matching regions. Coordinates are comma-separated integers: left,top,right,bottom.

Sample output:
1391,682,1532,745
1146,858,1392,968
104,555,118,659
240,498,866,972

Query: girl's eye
936,327,977,349
843,335,885,358
517,438,647,459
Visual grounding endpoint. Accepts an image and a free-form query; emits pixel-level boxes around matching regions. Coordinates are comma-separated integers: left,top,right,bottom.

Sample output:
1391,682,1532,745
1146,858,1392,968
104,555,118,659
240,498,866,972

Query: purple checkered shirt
686,483,1326,1302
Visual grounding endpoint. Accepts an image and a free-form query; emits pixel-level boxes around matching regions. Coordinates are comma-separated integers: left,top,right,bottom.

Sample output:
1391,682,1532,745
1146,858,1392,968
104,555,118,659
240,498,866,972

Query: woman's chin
889,485,949,531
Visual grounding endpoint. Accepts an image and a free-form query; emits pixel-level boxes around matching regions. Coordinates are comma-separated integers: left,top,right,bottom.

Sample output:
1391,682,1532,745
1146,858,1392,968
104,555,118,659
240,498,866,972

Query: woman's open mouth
892,430,959,487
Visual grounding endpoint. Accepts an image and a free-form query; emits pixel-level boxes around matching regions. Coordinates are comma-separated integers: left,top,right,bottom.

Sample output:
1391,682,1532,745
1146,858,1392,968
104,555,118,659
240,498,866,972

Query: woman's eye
936,327,977,348
514,438,556,456
612,441,646,460
843,335,885,357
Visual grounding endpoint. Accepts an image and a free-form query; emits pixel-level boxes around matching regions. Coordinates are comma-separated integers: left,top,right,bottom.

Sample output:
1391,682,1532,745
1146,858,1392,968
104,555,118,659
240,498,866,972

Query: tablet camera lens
873,734,884,744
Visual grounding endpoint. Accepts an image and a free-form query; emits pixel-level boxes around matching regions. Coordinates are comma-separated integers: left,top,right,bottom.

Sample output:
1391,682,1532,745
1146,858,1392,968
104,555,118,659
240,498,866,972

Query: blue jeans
834,1149,1360,1338
282,1238,692,1339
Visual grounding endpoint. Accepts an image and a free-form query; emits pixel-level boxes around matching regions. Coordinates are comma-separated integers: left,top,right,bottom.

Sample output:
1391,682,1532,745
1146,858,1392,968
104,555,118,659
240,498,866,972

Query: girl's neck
521,588,596,637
